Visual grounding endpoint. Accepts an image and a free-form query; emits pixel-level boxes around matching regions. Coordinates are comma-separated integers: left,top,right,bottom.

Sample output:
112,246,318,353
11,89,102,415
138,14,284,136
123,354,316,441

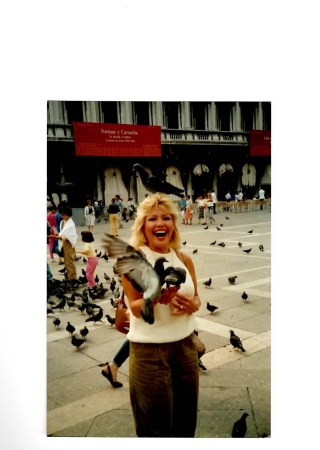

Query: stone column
181,101,191,129
254,102,263,130
209,102,218,130
119,101,133,124
84,101,100,122
231,102,242,131
151,102,163,126
47,101,64,123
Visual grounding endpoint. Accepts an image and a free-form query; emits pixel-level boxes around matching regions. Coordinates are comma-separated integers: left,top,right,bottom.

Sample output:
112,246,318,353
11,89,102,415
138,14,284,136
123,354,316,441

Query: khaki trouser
63,239,77,280
129,333,199,437
109,213,119,236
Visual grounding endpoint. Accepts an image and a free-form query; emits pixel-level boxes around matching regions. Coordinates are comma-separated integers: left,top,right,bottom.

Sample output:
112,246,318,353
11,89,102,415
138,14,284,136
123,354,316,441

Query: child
76,231,98,289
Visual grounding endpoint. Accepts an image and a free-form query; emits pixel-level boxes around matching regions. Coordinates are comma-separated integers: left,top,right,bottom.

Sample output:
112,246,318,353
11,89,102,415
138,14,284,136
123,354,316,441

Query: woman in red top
47,205,57,261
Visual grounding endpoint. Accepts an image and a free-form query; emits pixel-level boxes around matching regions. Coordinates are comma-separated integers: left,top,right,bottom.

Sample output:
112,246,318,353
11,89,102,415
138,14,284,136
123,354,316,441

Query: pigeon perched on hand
133,163,184,197
163,266,186,287
203,278,212,288
102,234,171,325
229,330,246,352
207,302,218,314
231,412,249,437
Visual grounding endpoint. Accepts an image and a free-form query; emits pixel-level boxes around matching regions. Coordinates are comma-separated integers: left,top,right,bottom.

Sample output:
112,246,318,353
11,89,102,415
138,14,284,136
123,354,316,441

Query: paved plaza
47,208,271,438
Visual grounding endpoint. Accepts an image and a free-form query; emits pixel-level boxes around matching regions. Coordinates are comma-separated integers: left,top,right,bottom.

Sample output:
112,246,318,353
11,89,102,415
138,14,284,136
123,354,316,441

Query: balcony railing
47,124,249,146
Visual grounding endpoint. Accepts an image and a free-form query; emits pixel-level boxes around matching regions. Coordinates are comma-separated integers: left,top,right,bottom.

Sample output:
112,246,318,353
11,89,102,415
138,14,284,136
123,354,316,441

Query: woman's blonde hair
129,192,182,249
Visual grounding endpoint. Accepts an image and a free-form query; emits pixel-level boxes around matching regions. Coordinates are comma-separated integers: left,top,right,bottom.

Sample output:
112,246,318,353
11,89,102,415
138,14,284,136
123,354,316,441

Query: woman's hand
157,286,179,305
170,292,200,315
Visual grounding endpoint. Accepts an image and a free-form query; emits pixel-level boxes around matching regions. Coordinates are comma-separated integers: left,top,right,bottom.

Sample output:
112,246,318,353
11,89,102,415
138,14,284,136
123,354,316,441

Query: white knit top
127,246,196,343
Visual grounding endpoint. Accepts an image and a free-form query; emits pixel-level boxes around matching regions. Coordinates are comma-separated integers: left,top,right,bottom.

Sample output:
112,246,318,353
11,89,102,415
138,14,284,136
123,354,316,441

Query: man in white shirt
258,187,265,210
211,189,217,214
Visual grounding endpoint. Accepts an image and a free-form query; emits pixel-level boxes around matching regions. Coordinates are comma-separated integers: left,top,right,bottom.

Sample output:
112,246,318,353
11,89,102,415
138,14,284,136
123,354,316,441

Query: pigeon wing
102,234,138,258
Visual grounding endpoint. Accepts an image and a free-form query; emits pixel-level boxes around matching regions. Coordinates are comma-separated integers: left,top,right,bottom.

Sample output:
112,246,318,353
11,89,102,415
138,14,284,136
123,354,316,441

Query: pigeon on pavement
228,276,237,284
66,322,75,336
203,278,212,288
71,334,86,350
247,229,253,234
241,291,248,302
218,242,225,247
238,242,242,248
207,302,218,314
85,308,104,324
210,241,216,246
182,241,187,245
230,330,246,352
53,318,61,328
231,412,249,437
192,249,198,254
133,163,184,197
242,248,252,254
259,244,264,252
106,314,115,326
80,326,89,339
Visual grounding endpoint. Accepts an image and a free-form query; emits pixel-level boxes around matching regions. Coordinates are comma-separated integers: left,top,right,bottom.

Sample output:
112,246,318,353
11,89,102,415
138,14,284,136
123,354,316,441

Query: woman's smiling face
142,206,175,253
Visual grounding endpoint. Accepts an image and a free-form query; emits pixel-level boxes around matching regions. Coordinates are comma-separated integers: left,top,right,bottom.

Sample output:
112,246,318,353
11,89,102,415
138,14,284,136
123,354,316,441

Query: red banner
250,130,271,156
73,122,162,157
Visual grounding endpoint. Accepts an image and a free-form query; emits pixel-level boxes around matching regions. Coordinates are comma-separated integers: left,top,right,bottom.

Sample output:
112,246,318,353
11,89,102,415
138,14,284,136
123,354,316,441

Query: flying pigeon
210,241,216,246
80,326,89,339
229,330,246,352
228,276,237,284
241,291,248,302
231,412,249,437
71,334,86,350
206,302,218,314
259,244,264,252
66,321,75,336
203,278,212,288
132,163,184,197
102,234,172,325
243,248,252,254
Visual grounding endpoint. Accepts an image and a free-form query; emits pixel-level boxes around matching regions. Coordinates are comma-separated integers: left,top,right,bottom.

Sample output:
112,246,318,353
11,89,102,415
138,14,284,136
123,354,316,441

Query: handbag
115,291,130,334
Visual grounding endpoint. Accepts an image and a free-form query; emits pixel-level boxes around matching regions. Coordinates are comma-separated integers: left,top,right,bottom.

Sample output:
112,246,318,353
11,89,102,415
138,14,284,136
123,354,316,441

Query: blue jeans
113,339,130,368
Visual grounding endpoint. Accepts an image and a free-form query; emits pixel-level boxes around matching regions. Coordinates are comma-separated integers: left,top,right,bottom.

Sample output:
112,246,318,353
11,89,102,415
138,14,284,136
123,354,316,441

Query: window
216,102,234,131
134,101,150,125
101,101,118,123
164,102,180,129
190,102,208,130
65,101,83,124
240,102,258,131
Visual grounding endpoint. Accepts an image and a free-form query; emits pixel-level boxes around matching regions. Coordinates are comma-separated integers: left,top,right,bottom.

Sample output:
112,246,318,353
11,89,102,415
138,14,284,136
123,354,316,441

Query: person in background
206,192,214,224
178,194,187,225
122,193,201,437
184,194,193,225
55,201,66,265
196,194,206,224
115,194,124,228
211,189,217,214
84,200,95,233
47,205,57,262
51,205,77,283
225,191,231,211
237,189,244,201
258,187,265,210
107,197,120,236
76,231,98,289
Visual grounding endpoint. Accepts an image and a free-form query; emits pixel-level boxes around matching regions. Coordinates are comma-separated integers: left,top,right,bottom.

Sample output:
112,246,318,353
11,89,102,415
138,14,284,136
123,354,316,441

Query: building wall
47,101,271,206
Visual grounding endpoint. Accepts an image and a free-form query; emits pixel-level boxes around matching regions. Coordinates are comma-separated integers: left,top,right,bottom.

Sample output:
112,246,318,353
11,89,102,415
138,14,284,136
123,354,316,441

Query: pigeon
220,224,224,227
163,266,186,287
238,242,242,248
104,273,111,282
66,322,75,336
193,249,198,254
210,241,216,246
83,257,87,263
231,412,249,437
203,278,212,288
241,291,248,302
52,298,66,311
53,318,61,328
58,267,66,274
47,308,54,314
242,248,252,254
247,229,253,234
182,241,187,246
96,252,101,258
198,359,207,371
259,244,264,252
101,233,182,325
85,307,104,324
101,253,109,261
132,163,184,197
80,326,89,339
206,302,218,314
203,225,209,230
71,334,86,350
106,314,115,326
225,217,230,220
95,274,99,283
229,330,246,352
67,300,77,310
216,227,221,231
218,242,225,247
228,276,237,284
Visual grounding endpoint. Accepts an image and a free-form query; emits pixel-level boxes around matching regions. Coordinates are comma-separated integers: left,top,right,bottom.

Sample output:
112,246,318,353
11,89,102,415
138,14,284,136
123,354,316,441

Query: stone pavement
47,209,271,438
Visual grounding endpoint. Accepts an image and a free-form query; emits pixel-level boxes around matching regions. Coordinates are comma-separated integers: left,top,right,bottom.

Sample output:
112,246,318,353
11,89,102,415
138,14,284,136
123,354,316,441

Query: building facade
47,101,271,206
